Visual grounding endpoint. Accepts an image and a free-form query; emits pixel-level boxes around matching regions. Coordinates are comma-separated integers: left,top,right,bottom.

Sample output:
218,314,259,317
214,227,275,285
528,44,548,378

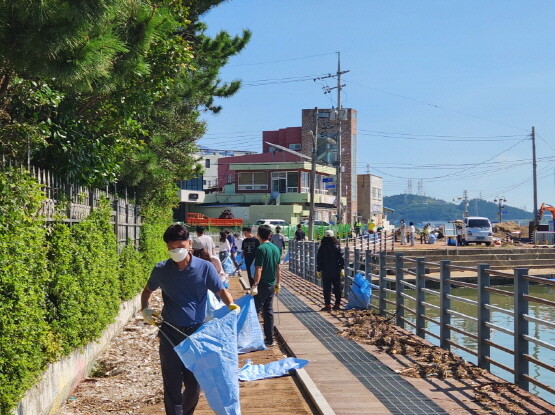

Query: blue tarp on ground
214,295,266,354
346,272,372,310
174,310,241,415
238,357,309,381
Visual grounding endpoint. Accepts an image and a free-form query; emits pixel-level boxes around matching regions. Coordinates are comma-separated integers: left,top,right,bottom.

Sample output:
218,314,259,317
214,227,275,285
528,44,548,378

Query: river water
398,285,554,404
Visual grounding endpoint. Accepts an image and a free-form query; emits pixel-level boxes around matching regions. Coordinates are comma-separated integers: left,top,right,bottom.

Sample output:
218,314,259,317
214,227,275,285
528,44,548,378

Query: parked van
252,219,289,233
462,216,493,246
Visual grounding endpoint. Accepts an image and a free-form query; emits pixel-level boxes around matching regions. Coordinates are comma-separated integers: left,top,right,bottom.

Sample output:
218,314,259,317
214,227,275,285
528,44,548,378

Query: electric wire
345,79,530,132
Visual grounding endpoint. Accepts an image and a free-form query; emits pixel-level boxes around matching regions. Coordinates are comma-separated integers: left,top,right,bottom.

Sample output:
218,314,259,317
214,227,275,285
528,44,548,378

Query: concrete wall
14,295,141,415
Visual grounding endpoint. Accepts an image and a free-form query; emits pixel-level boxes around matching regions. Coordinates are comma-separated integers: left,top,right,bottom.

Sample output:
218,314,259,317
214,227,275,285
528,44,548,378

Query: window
238,172,267,190
301,172,310,193
205,159,210,168
317,111,330,118
227,174,234,184
287,171,299,192
467,219,491,228
289,143,301,151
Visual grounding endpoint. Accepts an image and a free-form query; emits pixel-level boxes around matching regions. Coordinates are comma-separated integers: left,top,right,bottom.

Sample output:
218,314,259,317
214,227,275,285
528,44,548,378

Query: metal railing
289,241,555,399
1,161,142,248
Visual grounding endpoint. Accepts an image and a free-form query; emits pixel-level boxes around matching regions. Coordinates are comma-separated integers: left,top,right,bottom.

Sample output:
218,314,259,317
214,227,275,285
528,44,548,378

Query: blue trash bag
238,357,309,381
174,310,241,415
222,255,236,275
283,251,290,264
236,252,247,270
428,233,437,244
235,252,245,269
345,273,372,310
214,294,266,353
205,290,225,322
249,261,256,278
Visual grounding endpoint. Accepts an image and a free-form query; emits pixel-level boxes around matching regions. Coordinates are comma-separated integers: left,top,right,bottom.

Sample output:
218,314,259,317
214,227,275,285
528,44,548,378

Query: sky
199,1,555,212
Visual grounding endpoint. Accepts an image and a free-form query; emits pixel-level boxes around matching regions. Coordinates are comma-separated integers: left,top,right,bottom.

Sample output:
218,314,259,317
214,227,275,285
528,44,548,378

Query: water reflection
395,285,554,404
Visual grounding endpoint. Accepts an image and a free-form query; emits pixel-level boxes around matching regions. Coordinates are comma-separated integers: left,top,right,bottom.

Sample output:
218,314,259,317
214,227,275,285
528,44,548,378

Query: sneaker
265,340,276,347
332,304,341,311
320,305,332,312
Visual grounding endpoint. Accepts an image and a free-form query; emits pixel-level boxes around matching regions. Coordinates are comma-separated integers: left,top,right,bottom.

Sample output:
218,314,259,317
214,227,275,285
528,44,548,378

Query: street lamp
494,197,507,223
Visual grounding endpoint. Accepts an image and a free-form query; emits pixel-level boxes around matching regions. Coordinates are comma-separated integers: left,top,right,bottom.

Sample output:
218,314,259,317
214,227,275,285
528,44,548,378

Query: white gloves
142,308,159,325
340,270,345,277
250,285,258,296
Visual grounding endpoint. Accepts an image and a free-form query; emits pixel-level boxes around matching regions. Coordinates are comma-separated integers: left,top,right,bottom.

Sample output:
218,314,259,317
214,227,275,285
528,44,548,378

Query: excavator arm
538,203,555,222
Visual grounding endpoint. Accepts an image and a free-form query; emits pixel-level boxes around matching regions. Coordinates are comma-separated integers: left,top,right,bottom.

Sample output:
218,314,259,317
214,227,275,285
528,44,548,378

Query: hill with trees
383,194,532,223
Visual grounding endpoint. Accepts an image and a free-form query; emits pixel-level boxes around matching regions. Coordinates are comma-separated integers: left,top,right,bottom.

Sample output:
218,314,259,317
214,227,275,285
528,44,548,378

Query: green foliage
0,0,251,207
0,169,170,412
384,194,532,223
0,168,50,414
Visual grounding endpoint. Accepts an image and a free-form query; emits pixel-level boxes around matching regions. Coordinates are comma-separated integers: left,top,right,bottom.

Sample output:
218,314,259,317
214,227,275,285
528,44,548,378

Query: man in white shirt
192,226,215,255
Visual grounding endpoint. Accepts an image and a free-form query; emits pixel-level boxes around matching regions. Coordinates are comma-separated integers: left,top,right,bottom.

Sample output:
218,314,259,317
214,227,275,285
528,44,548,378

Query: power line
346,79,530,132
228,52,335,67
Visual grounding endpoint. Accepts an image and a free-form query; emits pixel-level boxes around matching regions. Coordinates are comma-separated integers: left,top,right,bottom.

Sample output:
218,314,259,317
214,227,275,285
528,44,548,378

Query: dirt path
55,275,313,415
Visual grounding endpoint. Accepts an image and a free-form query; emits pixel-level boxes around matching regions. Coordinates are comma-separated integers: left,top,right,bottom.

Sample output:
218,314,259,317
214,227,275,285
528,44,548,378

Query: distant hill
383,194,533,223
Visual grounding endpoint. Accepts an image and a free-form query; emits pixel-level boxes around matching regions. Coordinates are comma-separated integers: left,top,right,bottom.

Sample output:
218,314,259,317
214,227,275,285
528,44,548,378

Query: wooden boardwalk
277,270,555,415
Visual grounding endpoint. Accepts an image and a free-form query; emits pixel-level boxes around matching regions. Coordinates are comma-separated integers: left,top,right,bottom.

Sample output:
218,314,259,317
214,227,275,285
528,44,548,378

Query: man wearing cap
140,224,239,415
316,230,345,311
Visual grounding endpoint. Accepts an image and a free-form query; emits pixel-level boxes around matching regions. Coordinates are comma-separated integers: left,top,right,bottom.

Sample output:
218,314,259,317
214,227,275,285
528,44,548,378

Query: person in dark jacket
316,230,345,311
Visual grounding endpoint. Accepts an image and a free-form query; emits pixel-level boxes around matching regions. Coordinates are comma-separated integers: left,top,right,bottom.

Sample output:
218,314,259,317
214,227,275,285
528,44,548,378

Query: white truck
462,216,493,246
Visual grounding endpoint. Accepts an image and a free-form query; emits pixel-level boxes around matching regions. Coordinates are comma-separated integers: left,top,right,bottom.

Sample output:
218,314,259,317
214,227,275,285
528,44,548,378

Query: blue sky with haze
200,1,555,212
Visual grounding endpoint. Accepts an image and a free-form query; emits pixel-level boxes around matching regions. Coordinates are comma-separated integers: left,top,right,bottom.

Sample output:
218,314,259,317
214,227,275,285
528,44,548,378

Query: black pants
253,282,274,344
323,272,342,306
158,324,201,415
245,256,255,286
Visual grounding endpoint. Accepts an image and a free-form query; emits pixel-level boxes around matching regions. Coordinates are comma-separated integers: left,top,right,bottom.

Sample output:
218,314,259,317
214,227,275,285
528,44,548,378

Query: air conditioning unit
179,190,205,203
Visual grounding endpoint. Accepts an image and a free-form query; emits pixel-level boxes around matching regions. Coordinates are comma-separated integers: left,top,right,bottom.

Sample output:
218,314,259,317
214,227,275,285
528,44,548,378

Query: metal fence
289,241,555,399
2,161,141,247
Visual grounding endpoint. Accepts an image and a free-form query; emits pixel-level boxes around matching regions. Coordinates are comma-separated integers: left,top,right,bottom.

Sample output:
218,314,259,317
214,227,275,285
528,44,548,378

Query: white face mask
169,248,187,262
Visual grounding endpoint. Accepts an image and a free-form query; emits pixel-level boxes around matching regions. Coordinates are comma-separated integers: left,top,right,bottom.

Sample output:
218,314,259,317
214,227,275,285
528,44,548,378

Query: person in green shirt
250,224,281,346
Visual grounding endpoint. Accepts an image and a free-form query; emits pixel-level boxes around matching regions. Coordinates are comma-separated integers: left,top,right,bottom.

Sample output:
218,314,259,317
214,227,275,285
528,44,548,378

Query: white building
181,147,255,191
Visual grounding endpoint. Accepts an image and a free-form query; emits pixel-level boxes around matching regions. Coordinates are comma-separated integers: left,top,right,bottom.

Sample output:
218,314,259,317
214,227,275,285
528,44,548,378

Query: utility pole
454,190,469,218
314,52,349,224
494,196,507,223
336,52,345,224
532,126,538,227
308,107,318,241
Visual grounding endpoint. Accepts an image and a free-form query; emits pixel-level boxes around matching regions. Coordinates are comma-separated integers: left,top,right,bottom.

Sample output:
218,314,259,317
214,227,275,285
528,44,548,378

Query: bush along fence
288,240,555,402
0,165,169,413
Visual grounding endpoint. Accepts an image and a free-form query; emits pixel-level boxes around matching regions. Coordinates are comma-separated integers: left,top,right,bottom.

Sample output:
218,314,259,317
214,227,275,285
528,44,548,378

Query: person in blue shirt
141,224,239,415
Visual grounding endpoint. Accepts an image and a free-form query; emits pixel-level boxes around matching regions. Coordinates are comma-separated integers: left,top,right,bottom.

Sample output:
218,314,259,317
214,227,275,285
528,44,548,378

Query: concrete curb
275,325,336,415
14,294,141,415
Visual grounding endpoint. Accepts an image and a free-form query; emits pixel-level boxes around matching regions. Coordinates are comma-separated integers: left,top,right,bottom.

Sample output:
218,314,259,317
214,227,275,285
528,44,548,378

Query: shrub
0,168,171,413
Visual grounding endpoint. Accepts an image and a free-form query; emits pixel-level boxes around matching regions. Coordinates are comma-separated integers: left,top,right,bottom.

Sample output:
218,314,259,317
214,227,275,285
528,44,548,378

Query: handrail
288,240,555,400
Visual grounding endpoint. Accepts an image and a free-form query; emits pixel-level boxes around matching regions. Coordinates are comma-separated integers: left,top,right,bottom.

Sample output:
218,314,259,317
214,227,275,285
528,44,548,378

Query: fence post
312,241,318,283
514,267,529,391
415,258,426,338
378,251,386,316
343,246,350,297
114,198,120,246
300,242,305,279
354,248,360,278
477,263,491,371
395,252,404,328
439,260,451,351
